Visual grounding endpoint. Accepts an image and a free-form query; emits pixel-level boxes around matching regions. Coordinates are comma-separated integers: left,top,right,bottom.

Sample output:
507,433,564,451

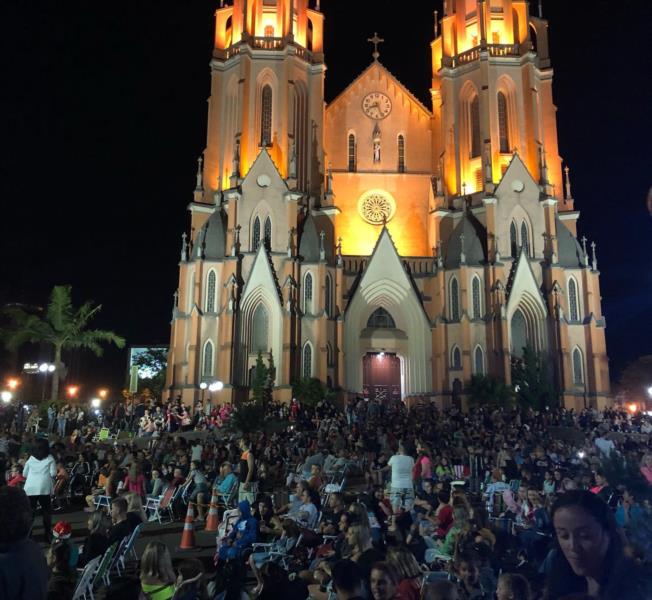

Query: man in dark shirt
108,496,133,546
0,486,49,599
332,560,366,600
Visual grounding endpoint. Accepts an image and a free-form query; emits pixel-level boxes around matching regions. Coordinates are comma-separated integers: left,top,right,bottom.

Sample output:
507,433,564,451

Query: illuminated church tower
165,0,611,411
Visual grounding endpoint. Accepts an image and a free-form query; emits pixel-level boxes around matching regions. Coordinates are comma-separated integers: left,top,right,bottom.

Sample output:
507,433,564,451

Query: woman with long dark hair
546,489,652,599
23,438,56,543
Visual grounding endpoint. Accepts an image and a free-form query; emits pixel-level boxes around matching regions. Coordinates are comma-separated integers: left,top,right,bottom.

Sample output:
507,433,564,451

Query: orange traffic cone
179,502,197,550
204,491,220,532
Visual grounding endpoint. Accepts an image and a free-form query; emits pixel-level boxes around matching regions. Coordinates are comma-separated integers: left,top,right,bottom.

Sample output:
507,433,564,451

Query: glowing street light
91,398,101,409
1,391,12,403
647,386,652,398
199,382,208,390
7,378,19,390
67,385,79,398
208,381,223,392
627,403,638,414
98,388,108,399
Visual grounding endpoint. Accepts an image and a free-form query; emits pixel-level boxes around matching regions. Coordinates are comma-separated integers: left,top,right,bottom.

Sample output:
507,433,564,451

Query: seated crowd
0,396,651,600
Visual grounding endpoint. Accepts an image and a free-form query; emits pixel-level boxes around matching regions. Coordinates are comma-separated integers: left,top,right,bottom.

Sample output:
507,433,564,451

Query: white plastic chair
72,555,101,600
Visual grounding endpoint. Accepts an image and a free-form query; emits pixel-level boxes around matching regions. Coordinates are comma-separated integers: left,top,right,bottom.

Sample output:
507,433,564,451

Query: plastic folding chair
146,486,176,523
91,542,118,588
72,555,101,600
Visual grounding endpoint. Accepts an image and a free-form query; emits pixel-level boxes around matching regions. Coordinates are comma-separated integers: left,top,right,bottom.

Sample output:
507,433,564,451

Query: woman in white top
23,438,57,543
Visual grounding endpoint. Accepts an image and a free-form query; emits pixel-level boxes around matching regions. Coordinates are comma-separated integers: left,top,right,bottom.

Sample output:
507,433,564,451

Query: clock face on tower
362,92,392,120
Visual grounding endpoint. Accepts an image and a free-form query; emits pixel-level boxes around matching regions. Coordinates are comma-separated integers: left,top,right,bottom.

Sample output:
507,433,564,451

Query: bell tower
431,0,564,204
202,0,326,200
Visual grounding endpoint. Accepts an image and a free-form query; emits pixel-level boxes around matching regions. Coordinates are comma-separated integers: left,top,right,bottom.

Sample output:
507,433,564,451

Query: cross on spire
367,32,384,61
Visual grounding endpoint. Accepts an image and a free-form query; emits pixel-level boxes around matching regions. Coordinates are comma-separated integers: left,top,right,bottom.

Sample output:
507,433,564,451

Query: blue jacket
228,500,257,549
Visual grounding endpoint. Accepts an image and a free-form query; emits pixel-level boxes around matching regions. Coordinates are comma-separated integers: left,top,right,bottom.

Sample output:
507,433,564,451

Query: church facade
165,0,610,410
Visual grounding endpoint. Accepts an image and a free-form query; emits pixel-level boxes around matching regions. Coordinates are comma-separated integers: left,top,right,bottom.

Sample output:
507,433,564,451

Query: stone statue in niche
372,124,381,163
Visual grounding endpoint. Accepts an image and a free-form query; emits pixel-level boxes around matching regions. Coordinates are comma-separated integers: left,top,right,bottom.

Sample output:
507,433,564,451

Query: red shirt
397,578,420,600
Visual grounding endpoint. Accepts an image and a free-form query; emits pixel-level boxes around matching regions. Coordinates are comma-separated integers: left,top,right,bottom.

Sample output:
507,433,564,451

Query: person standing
385,443,415,512
238,438,257,504
56,407,67,438
47,404,56,434
22,438,57,543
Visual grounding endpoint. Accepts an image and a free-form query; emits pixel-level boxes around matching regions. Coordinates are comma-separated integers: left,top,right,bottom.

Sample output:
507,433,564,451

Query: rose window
358,191,396,225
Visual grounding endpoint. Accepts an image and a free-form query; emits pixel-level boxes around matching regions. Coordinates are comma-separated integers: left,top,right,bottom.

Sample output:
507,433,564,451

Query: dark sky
1,0,651,393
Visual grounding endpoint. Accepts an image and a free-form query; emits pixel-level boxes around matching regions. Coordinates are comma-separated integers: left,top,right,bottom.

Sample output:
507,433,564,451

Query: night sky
1,0,651,393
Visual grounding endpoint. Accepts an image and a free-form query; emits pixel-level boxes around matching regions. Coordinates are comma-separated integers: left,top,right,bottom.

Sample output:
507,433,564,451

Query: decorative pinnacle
434,10,439,38
195,155,204,191
367,32,384,61
180,232,188,262
564,165,572,200
591,241,598,271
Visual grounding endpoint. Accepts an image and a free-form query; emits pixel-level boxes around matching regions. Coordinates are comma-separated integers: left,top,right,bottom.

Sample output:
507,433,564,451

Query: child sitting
7,465,26,487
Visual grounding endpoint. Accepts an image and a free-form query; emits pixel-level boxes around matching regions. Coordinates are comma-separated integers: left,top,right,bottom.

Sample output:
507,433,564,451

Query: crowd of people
0,394,651,600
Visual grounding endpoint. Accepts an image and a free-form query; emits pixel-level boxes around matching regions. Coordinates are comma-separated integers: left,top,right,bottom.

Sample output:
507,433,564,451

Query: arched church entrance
362,352,401,404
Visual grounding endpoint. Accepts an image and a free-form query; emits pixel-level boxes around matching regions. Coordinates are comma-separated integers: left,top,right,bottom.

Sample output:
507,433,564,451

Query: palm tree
3,285,125,401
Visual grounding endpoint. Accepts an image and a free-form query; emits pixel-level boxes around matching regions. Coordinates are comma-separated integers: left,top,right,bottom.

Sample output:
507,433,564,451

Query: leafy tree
618,355,652,404
264,352,276,405
227,401,266,434
292,377,331,408
467,374,515,408
250,352,268,404
511,345,556,410
2,285,125,401
132,347,168,398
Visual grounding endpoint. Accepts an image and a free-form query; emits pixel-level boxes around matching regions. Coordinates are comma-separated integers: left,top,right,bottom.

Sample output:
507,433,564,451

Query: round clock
362,92,392,120
511,179,525,193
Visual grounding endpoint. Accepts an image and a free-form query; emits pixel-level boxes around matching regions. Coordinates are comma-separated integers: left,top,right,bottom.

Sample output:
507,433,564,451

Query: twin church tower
165,0,610,410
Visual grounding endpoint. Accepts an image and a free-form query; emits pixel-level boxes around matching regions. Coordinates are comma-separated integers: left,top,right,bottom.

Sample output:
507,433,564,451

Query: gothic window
348,133,356,172
568,278,579,322
326,342,333,367
511,308,527,358
397,134,405,173
264,25,274,38
451,346,462,370
474,346,485,375
304,272,313,313
325,274,333,317
521,222,530,257
252,216,261,251
302,343,312,378
470,95,481,158
510,222,518,257
261,85,273,146
450,277,460,321
367,307,396,329
206,270,216,313
472,275,482,319
252,304,269,353
498,91,510,153
572,347,584,385
264,216,272,250
202,340,214,377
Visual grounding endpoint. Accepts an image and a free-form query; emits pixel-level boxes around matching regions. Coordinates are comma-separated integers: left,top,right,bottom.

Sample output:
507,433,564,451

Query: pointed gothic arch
187,271,195,312
303,272,313,314
252,216,261,251
496,75,518,155
202,340,214,377
325,273,333,317
348,131,357,172
521,221,530,257
302,342,313,378
449,276,460,321
473,345,485,375
471,274,482,319
251,303,269,353
568,276,580,322
367,307,396,329
572,346,584,385
451,345,462,370
264,216,272,250
510,307,528,358
510,221,518,257
326,342,333,367
292,80,308,189
260,85,273,146
205,269,217,313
